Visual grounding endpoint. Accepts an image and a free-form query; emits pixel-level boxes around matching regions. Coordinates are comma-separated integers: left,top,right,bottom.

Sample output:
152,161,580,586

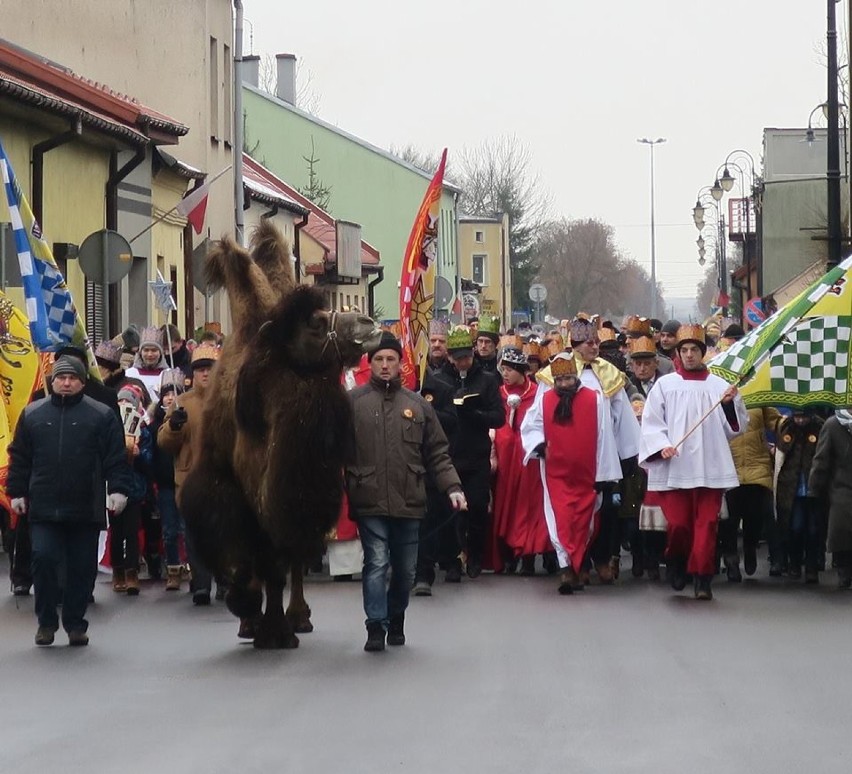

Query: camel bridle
320,309,342,364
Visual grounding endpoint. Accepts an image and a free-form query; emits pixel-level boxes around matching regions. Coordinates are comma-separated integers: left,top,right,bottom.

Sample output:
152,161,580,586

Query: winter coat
433,360,505,471
7,392,132,527
143,404,177,489
346,376,461,520
157,386,206,500
729,407,780,490
774,415,824,518
421,370,458,441
32,376,120,419
808,416,852,552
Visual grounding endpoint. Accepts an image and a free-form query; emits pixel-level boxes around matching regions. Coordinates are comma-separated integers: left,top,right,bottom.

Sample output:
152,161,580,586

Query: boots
112,568,127,593
165,565,182,591
724,555,743,583
694,575,713,600
387,615,405,646
146,553,162,581
364,622,386,652
125,569,140,596
519,555,535,576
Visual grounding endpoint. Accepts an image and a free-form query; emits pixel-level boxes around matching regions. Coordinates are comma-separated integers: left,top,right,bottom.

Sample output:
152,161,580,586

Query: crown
499,334,524,351
429,318,449,336
191,343,220,365
628,335,657,358
569,317,596,343
138,325,164,349
446,326,474,351
500,347,528,367
625,315,652,336
550,353,578,378
477,314,501,336
94,339,123,365
544,337,565,360
522,340,542,361
598,327,617,343
677,324,706,346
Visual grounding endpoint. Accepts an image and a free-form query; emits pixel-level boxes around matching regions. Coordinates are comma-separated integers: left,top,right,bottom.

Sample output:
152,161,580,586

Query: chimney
243,54,260,88
275,53,296,105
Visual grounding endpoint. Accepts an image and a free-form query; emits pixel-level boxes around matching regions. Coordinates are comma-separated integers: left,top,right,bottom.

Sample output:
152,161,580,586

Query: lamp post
638,137,666,318
692,190,728,314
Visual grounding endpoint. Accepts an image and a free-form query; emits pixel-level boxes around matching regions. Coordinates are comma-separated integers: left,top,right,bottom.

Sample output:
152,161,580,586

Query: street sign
78,229,133,285
528,283,547,303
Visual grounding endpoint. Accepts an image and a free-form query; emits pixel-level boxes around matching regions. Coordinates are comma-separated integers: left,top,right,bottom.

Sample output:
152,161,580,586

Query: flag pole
672,370,752,450
128,165,232,244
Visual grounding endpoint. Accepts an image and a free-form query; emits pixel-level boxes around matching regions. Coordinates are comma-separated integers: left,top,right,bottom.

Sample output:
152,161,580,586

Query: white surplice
639,371,748,491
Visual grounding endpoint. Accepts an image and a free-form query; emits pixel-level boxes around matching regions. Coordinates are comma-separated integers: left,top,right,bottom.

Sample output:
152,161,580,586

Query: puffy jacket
7,392,131,527
433,360,505,471
729,407,780,489
346,376,461,520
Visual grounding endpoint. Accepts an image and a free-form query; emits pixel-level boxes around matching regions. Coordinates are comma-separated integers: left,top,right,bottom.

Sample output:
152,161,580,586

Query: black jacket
434,361,504,471
32,377,120,418
7,392,132,527
421,371,458,441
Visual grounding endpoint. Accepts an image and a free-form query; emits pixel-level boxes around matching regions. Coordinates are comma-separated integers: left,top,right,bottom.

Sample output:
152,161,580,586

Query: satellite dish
435,276,454,309
77,229,133,284
191,238,212,295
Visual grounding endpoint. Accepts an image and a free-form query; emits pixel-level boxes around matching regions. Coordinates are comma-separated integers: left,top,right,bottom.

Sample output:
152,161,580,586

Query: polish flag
176,181,211,235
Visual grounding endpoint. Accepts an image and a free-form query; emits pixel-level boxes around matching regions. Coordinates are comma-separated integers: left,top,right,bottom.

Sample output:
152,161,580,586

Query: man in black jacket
7,356,131,647
434,326,505,579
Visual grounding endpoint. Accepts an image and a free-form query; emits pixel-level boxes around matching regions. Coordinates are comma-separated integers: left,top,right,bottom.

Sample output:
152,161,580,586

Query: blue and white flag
0,137,82,352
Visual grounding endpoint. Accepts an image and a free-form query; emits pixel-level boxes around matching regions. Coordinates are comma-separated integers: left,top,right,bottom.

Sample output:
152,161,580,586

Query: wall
458,215,511,327
242,85,457,318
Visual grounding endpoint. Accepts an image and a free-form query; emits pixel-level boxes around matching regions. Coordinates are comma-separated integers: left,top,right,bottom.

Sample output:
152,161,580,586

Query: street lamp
638,137,666,318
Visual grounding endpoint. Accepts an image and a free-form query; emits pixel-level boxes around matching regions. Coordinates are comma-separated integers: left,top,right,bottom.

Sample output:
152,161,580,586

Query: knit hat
138,326,164,354
121,325,140,351
94,339,123,368
367,331,403,361
722,323,745,340
191,343,220,370
51,355,86,382
661,319,681,335
117,384,144,409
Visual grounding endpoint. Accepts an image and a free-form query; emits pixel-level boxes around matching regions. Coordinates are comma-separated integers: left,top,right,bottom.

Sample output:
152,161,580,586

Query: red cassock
541,387,599,571
489,382,550,570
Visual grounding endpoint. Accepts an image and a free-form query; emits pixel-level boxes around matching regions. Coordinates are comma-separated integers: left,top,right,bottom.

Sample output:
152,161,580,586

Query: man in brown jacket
348,332,465,652
157,343,219,605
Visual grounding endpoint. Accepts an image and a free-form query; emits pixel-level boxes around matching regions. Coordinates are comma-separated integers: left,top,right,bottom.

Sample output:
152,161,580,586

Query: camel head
260,285,381,372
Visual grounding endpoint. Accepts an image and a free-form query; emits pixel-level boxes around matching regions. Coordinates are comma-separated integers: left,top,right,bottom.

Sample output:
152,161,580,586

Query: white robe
521,371,639,482
638,371,748,491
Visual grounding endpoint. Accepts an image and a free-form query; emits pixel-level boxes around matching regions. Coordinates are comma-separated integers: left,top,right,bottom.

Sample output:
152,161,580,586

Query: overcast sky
246,0,845,315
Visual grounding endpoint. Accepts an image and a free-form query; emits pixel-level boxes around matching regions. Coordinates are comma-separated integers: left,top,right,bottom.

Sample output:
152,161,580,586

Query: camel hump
250,220,296,297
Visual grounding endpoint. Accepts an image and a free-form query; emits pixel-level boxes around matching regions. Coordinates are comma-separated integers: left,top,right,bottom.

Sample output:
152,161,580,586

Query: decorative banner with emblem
709,255,852,409
398,149,448,388
0,292,43,515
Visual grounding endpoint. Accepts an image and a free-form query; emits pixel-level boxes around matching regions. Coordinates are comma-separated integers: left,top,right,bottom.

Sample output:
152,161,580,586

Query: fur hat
628,336,658,359
550,352,578,378
94,339,123,368
447,326,474,353
661,319,682,335
191,343,220,370
51,355,86,382
429,319,449,337
368,331,403,361
138,326,164,354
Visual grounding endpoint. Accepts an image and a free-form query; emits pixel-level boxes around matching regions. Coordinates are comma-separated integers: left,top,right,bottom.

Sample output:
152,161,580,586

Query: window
472,254,487,286
209,37,219,140
223,44,232,144
475,230,484,243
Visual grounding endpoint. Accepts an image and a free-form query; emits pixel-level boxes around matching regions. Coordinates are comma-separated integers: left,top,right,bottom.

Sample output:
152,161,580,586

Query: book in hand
453,392,481,407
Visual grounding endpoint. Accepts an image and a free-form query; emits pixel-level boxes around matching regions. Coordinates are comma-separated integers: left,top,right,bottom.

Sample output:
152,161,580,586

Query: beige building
3,0,235,335
458,214,511,328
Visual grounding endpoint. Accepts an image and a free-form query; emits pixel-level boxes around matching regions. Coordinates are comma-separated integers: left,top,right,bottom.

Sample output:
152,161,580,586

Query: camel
180,220,380,648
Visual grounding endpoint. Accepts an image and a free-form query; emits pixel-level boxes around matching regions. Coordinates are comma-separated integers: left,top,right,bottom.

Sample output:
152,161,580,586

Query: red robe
489,382,550,570
541,387,599,571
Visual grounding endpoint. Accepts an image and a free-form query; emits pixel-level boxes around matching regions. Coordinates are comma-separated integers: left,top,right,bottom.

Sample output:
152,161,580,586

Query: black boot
364,622,386,652
445,558,462,583
694,575,713,600
542,551,559,575
387,615,405,646
723,555,742,583
519,555,535,576
666,557,688,591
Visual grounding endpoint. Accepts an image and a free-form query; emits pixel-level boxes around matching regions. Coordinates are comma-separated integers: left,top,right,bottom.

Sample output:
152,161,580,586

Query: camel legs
253,576,299,650
286,564,314,633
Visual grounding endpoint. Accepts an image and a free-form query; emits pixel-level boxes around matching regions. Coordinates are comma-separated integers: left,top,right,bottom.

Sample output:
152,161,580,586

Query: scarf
836,409,852,431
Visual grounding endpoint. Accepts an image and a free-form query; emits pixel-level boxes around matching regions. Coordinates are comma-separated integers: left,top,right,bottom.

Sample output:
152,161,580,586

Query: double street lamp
637,137,666,319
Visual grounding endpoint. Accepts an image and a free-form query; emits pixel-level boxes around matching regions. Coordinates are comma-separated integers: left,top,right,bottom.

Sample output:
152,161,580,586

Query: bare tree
257,53,322,115
533,217,665,318
390,144,449,176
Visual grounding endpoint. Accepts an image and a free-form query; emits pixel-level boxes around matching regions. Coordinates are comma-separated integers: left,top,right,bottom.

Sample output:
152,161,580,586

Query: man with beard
490,337,551,575
474,315,501,374
521,353,604,594
427,319,449,374
434,326,505,579
639,324,747,600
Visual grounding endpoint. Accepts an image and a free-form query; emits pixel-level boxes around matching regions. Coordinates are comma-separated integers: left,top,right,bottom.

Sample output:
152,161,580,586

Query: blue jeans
31,522,99,633
359,516,420,627
158,487,184,566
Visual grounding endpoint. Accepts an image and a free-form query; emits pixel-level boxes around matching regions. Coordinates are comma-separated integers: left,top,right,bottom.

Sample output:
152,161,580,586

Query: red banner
398,149,447,388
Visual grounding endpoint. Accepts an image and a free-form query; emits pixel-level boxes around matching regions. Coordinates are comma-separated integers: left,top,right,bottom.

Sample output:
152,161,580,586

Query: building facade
458,213,511,328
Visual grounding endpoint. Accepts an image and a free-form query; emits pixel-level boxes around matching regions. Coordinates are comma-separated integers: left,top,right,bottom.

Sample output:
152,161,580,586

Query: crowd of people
3,309,851,651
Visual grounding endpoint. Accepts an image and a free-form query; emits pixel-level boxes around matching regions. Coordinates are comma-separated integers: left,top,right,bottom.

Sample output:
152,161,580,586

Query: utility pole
638,138,666,318
827,0,842,269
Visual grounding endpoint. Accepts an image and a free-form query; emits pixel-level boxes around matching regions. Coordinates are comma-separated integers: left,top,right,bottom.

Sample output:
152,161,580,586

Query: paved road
1,553,850,774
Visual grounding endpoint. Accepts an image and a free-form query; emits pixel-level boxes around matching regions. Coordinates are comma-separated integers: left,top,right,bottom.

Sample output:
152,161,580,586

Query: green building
242,57,459,319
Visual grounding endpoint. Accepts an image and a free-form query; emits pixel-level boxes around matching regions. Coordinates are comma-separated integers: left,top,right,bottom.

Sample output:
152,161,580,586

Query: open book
453,393,481,406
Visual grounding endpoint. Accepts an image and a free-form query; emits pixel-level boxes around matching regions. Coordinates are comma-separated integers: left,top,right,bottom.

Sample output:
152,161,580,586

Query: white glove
107,493,128,514
10,498,27,516
449,491,468,511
